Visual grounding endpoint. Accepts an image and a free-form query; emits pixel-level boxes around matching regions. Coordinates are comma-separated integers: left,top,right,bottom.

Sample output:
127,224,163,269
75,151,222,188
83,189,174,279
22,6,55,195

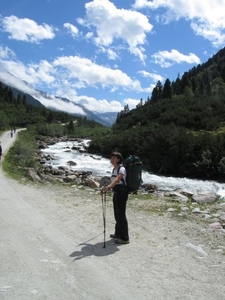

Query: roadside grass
127,192,224,228
128,193,184,211
2,128,38,180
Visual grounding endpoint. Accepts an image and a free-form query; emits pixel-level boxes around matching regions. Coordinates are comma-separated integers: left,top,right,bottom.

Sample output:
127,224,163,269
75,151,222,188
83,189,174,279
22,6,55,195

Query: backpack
118,155,143,193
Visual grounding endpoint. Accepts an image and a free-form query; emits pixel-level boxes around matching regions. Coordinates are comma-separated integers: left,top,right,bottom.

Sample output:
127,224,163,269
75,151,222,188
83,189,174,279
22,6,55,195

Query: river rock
27,168,42,182
167,208,177,212
192,192,217,203
166,191,189,202
219,213,225,221
99,176,111,187
51,168,65,176
63,175,77,182
71,146,80,150
59,166,69,171
67,160,77,166
209,222,222,229
79,149,87,153
143,183,158,193
83,179,100,188
192,207,200,213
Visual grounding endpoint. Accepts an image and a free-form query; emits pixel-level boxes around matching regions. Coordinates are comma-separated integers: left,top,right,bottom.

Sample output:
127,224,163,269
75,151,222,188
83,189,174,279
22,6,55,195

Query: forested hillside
89,47,225,181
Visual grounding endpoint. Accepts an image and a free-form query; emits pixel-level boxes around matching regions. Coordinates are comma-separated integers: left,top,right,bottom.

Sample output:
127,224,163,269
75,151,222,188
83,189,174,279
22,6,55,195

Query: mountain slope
1,82,45,108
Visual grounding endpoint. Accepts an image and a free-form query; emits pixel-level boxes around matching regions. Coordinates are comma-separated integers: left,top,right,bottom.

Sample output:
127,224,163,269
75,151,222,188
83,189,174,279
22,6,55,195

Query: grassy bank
2,128,38,180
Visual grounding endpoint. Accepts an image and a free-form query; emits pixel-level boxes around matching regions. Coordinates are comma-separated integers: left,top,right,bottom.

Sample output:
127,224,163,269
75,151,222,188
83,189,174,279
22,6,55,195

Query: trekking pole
101,192,106,248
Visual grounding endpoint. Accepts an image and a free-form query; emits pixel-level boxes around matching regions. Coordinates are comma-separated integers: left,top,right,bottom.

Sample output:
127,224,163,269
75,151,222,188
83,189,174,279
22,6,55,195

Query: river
41,139,225,199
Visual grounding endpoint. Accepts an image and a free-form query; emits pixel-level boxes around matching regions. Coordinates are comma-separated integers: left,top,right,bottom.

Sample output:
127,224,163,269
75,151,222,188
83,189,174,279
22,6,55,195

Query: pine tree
163,78,172,99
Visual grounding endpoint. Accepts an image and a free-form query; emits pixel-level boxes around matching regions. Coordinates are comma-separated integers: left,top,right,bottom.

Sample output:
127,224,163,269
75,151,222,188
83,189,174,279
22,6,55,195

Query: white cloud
191,22,225,47
0,65,36,94
34,94,86,116
0,45,16,59
151,49,201,68
79,0,153,62
1,15,55,42
133,0,149,9
1,60,37,84
0,66,85,115
52,81,124,113
85,31,94,39
124,98,141,109
64,23,79,38
76,96,124,113
133,0,225,47
1,59,55,86
139,70,163,82
106,48,118,60
52,55,142,91
0,51,144,113
97,46,118,60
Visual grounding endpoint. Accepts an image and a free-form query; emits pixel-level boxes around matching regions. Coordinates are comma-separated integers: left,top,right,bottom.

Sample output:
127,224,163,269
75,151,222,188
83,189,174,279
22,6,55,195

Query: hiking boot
110,234,120,239
115,239,130,244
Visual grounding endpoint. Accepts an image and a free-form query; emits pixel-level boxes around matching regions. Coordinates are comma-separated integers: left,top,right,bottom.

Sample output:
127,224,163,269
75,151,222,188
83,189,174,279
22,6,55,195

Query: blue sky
0,0,225,115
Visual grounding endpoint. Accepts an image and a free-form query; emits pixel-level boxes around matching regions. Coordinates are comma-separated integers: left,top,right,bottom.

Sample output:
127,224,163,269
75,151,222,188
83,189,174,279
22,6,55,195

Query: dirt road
0,130,225,299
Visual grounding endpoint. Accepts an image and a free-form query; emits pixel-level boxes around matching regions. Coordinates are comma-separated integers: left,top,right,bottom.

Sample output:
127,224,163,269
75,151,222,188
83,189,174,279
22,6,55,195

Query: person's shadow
69,235,120,261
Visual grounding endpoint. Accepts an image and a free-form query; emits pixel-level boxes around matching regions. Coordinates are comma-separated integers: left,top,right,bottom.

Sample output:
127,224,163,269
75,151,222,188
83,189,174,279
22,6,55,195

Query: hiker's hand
101,185,109,194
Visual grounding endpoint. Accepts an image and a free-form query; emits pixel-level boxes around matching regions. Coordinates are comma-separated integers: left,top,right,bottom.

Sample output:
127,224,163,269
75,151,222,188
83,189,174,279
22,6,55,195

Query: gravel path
0,130,225,300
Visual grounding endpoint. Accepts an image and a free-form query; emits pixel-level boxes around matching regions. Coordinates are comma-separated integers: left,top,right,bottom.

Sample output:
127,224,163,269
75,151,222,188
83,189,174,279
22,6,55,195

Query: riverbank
33,136,225,197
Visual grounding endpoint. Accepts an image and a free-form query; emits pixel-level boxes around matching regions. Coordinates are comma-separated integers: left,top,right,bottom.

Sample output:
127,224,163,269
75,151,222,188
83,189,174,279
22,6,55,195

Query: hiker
10,129,13,138
101,151,129,244
0,141,2,162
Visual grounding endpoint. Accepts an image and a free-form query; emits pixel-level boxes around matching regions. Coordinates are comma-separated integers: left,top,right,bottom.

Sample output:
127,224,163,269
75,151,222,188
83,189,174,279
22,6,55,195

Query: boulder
71,146,80,150
79,149,87,153
168,191,189,202
192,192,217,204
99,176,111,187
58,166,69,171
51,168,65,176
143,183,158,193
27,168,42,182
83,179,100,188
67,160,77,166
63,175,77,182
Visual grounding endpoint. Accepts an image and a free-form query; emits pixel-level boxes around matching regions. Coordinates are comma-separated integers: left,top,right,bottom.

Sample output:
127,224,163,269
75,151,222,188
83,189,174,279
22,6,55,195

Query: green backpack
119,155,143,193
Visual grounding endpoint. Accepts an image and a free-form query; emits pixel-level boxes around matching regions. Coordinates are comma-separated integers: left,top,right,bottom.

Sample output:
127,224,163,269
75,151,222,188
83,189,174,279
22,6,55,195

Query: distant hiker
0,141,2,162
10,129,13,138
101,151,129,244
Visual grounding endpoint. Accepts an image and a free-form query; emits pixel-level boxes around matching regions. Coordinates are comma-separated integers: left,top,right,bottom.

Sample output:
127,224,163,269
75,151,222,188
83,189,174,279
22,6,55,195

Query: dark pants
113,185,129,241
